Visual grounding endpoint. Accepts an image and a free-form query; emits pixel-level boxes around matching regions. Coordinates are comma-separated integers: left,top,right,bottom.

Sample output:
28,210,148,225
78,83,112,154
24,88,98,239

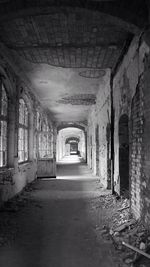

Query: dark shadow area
119,114,129,197
95,125,99,176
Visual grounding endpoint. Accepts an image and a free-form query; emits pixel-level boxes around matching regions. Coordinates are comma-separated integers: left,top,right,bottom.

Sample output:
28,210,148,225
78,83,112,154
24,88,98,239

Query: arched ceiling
0,7,135,69
57,122,87,132
0,0,148,124
58,127,84,142
0,0,147,30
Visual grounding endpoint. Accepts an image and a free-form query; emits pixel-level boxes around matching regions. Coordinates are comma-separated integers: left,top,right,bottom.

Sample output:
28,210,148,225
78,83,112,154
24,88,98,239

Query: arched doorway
119,114,129,196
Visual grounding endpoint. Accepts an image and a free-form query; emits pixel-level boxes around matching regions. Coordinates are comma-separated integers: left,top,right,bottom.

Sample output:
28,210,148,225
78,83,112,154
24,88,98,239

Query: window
33,110,41,159
18,98,28,162
0,83,8,167
39,120,52,158
36,110,41,131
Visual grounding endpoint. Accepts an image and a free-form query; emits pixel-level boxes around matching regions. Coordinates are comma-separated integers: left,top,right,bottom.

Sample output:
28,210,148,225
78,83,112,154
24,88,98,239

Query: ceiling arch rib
57,123,87,133
0,6,135,69
0,0,147,31
65,137,80,144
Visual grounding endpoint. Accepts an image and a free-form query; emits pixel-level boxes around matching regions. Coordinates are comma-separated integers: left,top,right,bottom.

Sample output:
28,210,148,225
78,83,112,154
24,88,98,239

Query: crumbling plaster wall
87,70,111,188
113,35,150,221
0,61,54,205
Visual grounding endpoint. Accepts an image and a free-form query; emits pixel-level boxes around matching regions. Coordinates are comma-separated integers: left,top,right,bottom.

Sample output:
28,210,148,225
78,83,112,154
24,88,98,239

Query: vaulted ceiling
0,0,148,125
0,9,132,69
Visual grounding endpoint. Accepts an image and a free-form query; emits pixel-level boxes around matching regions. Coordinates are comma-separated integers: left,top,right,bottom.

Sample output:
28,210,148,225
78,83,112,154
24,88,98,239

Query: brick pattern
0,0,147,31
130,74,144,219
140,57,150,227
0,9,127,68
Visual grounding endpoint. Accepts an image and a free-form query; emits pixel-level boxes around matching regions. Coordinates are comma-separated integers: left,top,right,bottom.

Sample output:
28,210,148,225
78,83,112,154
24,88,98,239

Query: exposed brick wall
112,36,150,223
130,53,150,226
130,74,144,219
113,37,147,193
140,55,150,226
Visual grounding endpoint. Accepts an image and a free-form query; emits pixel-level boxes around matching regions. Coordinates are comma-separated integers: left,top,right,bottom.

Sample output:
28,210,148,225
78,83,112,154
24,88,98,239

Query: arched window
0,83,8,167
18,98,29,162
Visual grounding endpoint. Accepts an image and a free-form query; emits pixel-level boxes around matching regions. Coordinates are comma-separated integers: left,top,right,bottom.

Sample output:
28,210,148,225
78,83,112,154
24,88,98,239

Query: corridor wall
110,34,150,226
87,70,111,188
0,63,55,205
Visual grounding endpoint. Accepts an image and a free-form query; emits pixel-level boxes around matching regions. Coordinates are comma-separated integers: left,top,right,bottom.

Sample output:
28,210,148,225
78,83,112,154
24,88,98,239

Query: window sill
38,158,53,161
18,161,32,166
18,161,35,173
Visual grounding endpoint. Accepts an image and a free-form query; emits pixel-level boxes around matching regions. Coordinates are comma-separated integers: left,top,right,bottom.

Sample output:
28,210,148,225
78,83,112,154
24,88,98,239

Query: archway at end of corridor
119,114,129,197
56,127,87,177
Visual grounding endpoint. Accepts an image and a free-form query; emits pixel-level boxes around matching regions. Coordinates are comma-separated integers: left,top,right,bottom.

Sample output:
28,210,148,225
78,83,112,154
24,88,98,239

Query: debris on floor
92,194,150,267
0,181,40,247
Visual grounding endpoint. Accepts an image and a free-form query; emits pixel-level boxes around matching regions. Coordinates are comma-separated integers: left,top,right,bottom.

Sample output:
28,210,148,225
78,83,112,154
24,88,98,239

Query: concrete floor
0,156,122,267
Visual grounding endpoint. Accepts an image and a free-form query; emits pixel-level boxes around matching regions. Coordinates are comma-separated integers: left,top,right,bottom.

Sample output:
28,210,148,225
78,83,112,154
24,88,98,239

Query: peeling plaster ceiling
25,63,108,122
0,0,147,124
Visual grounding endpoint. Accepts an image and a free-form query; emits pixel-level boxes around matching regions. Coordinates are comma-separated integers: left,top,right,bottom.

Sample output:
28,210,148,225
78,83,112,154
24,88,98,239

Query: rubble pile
94,194,150,266
111,218,150,266
108,198,130,229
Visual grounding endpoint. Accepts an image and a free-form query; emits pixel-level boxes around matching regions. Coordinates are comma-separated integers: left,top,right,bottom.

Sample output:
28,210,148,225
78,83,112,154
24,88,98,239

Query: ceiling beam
0,5,142,35
7,43,122,50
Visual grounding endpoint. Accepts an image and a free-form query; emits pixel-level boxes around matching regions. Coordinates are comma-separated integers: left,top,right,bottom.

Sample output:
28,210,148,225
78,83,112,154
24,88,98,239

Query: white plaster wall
88,70,111,187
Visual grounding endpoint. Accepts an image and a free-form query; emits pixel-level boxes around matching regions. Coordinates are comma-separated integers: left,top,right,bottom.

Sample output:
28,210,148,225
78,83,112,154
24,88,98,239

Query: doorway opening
95,124,99,176
65,137,80,155
119,114,129,197
106,123,111,189
56,127,86,177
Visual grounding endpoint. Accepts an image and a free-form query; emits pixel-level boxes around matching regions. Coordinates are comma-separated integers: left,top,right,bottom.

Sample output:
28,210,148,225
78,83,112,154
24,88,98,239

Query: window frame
0,81,8,168
18,98,29,163
38,119,52,159
33,109,41,160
